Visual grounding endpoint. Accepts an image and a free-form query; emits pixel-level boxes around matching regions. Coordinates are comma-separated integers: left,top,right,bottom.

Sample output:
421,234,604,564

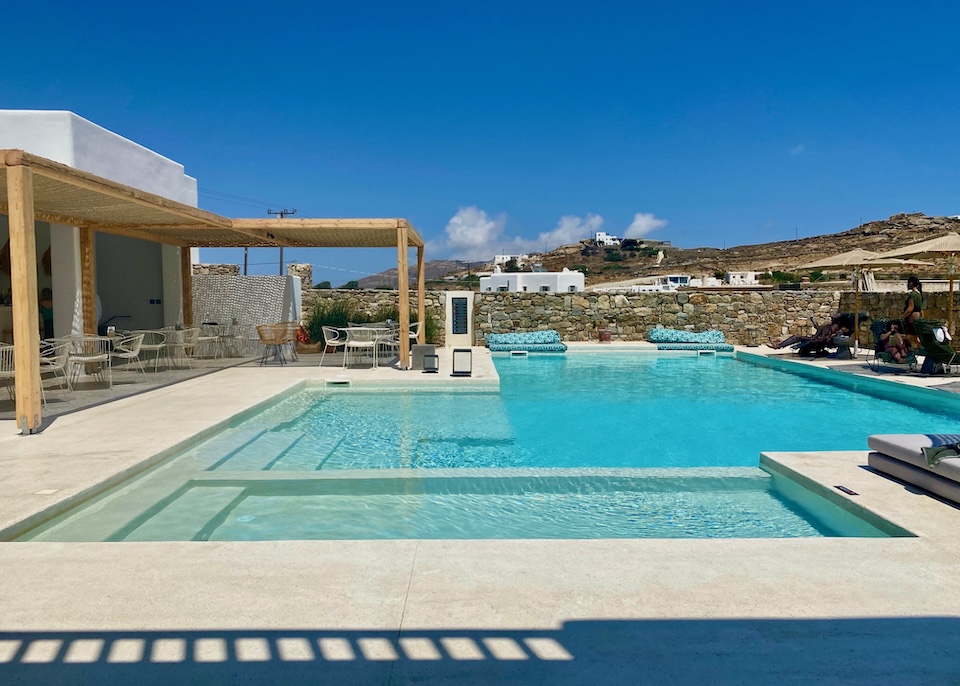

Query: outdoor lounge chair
914,319,958,374
868,318,918,372
319,326,348,366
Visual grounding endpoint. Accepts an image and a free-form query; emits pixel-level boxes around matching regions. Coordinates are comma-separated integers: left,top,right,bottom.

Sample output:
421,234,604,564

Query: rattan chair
256,324,288,365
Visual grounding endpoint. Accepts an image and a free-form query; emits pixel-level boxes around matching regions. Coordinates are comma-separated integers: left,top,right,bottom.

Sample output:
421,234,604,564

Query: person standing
39,287,54,339
902,276,924,349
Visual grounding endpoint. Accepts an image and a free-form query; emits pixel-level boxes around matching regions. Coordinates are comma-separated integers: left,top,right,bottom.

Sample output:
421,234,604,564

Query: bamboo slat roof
0,149,423,248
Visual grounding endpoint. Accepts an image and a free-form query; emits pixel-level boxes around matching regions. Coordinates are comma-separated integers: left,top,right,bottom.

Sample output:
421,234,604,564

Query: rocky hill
360,213,960,287
356,260,476,288
505,213,960,285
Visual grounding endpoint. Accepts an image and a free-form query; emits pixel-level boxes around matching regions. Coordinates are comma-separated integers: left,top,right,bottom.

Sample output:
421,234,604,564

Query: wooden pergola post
79,228,97,335
396,222,410,369
7,164,42,433
417,245,426,344
180,247,193,326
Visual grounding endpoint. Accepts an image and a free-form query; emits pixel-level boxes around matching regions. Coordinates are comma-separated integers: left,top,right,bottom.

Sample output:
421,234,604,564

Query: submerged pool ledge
736,350,960,411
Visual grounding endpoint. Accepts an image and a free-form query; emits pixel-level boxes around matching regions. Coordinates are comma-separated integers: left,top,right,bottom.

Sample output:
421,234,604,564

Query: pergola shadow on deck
1,149,426,433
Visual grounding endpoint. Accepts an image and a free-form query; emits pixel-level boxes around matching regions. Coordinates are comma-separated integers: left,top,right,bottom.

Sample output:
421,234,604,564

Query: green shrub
304,299,360,343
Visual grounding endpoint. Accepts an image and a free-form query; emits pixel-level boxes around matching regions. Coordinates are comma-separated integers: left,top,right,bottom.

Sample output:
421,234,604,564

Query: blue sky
5,1,960,285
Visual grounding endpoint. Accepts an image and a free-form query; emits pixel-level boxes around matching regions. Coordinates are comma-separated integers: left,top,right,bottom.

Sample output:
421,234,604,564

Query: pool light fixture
423,354,439,373
451,348,472,377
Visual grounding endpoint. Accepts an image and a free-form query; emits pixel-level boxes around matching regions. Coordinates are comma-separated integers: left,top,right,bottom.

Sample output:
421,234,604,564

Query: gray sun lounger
868,433,960,505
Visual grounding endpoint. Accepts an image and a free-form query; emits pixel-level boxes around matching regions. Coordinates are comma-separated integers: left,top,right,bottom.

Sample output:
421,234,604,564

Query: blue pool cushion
655,343,734,352
485,330,567,352
647,328,727,344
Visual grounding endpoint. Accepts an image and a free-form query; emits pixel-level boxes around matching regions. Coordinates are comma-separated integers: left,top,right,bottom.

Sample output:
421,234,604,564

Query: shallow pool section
15,354,946,542
21,469,898,541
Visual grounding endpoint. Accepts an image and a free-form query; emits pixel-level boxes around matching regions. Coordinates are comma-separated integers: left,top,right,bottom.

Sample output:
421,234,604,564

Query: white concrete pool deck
1,345,960,684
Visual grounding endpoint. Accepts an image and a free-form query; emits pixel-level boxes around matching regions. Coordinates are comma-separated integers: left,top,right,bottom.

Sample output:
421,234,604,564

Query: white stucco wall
0,110,201,333
0,110,198,204
480,269,585,293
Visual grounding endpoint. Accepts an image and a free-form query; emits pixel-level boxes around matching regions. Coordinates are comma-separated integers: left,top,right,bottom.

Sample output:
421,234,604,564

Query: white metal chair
39,340,73,395
0,343,15,399
66,335,113,388
344,327,380,368
196,324,223,359
319,326,348,367
110,332,147,377
164,327,200,368
133,330,167,372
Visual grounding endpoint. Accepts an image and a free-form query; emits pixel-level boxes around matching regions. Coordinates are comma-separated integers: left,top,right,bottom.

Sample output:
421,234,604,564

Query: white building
594,231,620,246
0,110,197,338
725,271,760,286
0,110,300,342
493,253,529,268
480,266,584,293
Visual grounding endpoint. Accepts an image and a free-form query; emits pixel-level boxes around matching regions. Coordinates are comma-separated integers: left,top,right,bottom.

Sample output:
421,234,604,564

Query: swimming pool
19,354,956,541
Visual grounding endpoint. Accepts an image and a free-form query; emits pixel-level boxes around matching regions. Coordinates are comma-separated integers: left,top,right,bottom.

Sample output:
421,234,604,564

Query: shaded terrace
1,149,425,433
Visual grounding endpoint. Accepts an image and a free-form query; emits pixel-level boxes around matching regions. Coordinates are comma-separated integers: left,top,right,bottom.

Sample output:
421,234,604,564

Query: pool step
123,487,246,541
191,427,269,470
269,434,347,471
216,430,306,471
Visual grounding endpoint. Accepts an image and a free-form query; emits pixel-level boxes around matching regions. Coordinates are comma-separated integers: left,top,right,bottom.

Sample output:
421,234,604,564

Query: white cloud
437,208,668,260
789,144,806,155
442,206,507,261
623,212,667,238
516,214,604,253
439,207,604,260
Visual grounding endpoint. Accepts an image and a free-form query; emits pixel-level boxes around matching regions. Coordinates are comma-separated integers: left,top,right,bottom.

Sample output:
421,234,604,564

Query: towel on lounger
921,443,960,467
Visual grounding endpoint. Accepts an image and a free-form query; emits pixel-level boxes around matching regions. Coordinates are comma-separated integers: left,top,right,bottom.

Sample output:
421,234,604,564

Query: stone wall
287,263,313,291
301,289,446,344
193,263,240,276
300,287,959,346
475,290,841,344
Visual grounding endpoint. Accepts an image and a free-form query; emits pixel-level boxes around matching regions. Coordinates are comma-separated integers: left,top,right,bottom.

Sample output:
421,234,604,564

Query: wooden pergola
1,149,426,434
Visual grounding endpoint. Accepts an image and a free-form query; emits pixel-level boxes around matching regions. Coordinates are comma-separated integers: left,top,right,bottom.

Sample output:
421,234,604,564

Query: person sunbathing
880,322,909,363
772,316,844,351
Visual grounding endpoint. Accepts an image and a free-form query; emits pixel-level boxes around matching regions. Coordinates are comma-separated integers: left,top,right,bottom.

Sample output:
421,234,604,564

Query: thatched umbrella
877,232,960,334
799,250,932,352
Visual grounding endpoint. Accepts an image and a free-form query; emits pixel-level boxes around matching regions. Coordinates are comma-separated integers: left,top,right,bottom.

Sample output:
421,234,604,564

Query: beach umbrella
799,250,932,351
877,232,960,334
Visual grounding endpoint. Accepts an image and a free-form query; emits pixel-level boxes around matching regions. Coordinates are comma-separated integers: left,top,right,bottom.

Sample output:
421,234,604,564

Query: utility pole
267,208,297,275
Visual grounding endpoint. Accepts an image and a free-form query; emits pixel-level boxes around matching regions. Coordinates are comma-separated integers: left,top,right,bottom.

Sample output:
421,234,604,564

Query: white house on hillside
480,266,584,293
725,271,760,286
594,231,620,246
493,253,529,268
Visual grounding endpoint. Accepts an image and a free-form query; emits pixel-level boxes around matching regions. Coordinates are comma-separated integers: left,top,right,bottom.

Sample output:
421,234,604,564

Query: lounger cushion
487,343,568,352
647,328,726,344
867,433,960,482
655,343,734,352
485,330,567,352
486,330,562,346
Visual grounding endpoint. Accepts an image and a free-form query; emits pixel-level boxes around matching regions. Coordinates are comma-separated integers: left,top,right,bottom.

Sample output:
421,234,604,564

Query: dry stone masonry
298,287,958,346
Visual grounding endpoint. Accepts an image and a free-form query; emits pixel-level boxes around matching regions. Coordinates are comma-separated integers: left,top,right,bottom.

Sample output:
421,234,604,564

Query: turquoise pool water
20,354,954,541
207,354,960,471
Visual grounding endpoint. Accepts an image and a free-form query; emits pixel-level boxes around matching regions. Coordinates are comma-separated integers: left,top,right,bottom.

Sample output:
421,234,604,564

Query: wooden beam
7,164,42,433
397,222,411,369
181,247,193,327
228,226,299,247
3,149,232,228
417,245,426,344
79,228,97,335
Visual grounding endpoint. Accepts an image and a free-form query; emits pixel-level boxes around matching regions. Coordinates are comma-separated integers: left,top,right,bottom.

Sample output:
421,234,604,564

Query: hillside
358,213,960,287
537,213,960,285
